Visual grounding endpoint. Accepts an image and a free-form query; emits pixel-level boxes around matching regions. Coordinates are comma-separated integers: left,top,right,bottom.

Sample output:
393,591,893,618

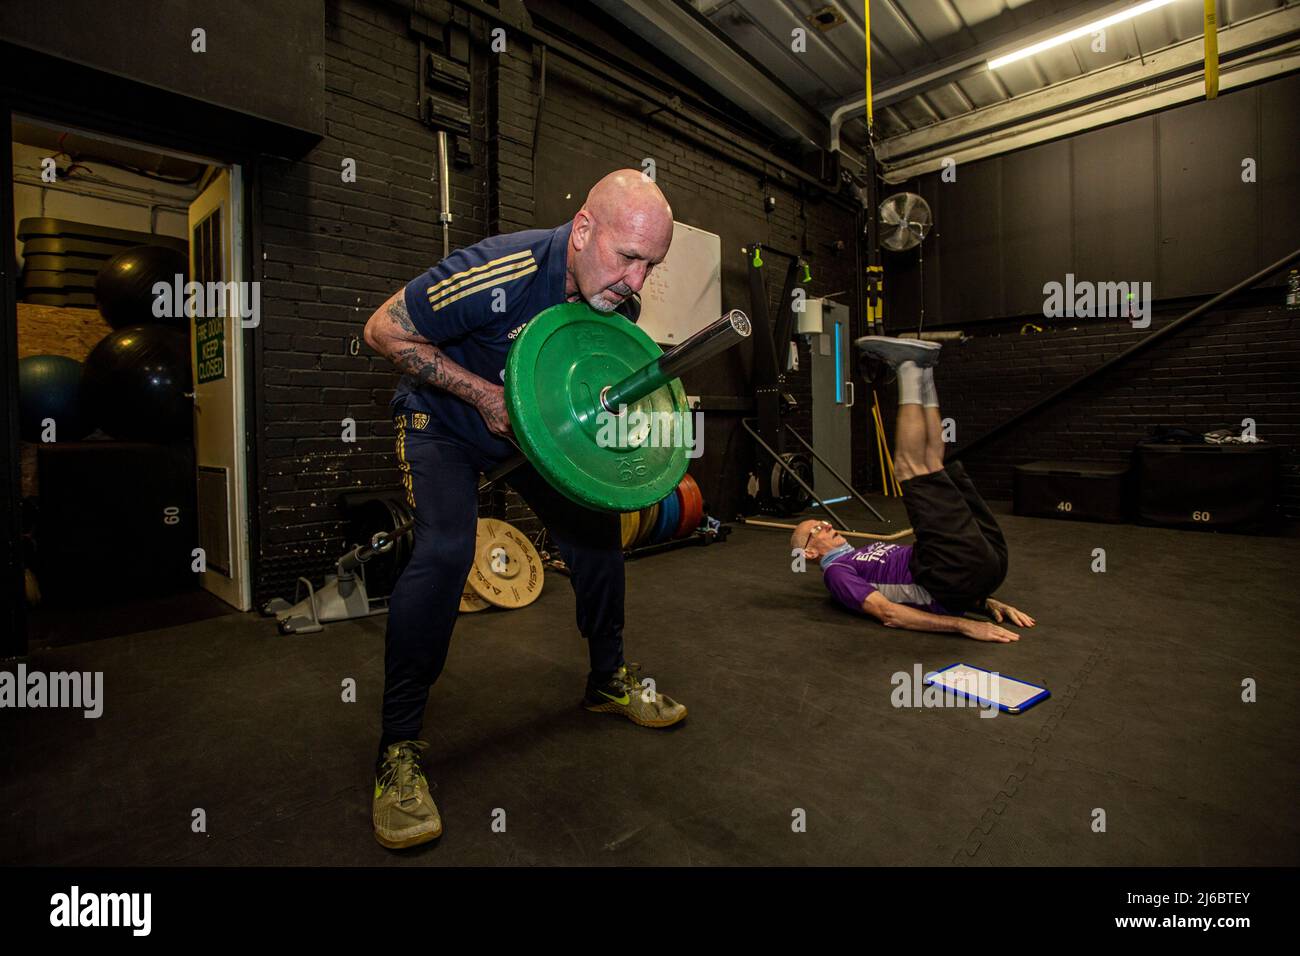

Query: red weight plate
675,473,703,538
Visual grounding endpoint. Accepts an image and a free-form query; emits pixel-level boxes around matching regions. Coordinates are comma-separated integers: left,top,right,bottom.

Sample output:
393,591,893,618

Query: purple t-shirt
822,543,951,615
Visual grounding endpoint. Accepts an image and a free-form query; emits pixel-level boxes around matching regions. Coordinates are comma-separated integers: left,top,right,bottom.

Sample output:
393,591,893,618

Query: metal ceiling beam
879,54,1300,181
450,0,846,195
589,0,831,148
828,0,1141,150
760,0,865,93
875,5,1300,172
878,52,1300,182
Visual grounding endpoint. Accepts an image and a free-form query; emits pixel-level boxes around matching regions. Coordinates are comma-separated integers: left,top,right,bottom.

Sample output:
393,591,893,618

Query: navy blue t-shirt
393,221,638,460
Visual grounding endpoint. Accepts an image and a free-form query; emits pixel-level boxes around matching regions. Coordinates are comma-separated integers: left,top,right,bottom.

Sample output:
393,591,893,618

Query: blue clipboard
924,662,1051,714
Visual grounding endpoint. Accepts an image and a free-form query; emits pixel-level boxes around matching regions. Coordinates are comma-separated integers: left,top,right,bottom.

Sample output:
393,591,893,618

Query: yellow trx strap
867,264,883,333
1203,0,1219,99
863,0,874,134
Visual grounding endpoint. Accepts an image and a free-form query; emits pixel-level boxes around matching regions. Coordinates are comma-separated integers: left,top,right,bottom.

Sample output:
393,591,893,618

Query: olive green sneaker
582,663,687,728
372,740,442,849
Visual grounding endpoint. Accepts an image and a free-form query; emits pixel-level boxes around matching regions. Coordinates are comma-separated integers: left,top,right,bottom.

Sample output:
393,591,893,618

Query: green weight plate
505,303,690,511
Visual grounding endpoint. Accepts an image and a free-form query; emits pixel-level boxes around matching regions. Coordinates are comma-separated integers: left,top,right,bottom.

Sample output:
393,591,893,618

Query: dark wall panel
1260,72,1300,264
919,175,945,327
934,158,1003,322
1072,116,1158,293
1157,87,1257,297
886,73,1300,328
0,0,324,136
1000,139,1072,317
886,174,945,334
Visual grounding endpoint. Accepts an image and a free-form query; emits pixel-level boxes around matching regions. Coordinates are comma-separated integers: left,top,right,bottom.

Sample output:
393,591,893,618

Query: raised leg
922,369,945,472
855,337,943,484
891,360,941,482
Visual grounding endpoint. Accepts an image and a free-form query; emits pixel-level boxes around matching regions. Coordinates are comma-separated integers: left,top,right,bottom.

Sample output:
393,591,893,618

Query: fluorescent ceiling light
988,0,1182,70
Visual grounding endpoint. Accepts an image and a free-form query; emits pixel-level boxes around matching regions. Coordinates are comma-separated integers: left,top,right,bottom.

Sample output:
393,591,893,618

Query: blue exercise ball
17,355,88,442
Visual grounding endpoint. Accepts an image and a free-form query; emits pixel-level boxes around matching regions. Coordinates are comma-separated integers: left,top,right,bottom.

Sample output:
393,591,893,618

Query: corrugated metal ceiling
678,0,1296,162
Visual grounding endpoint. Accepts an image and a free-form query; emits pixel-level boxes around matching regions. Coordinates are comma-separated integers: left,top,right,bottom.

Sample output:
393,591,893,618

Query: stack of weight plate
620,473,705,550
459,518,544,613
17,217,187,308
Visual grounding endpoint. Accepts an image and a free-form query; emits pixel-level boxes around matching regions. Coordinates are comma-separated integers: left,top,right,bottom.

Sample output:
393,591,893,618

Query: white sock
897,360,923,406
921,367,939,408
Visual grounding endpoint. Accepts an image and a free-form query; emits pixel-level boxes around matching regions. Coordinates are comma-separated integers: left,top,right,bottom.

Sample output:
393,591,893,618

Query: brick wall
253,0,488,603
874,298,1300,523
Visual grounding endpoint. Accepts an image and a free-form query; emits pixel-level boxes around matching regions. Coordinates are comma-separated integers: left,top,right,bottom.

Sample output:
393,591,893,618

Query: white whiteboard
638,220,722,346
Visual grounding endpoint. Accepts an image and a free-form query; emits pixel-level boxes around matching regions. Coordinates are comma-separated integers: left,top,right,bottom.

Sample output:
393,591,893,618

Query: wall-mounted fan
876,191,934,334
878,192,932,251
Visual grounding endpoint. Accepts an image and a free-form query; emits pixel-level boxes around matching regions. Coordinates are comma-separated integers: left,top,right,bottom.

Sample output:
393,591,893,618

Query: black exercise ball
17,355,89,442
81,326,193,442
94,244,189,329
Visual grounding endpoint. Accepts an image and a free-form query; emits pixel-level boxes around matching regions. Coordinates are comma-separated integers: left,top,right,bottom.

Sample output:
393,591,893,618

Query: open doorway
10,116,251,649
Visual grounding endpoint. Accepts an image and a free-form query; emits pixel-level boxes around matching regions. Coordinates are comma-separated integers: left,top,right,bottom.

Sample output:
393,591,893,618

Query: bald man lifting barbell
363,170,703,849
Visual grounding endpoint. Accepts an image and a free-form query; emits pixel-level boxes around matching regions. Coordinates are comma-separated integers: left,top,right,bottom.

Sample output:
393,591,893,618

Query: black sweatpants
380,410,625,740
900,460,1008,616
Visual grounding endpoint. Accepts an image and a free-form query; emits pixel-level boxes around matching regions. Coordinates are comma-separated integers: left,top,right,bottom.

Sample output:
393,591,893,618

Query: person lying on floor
790,336,1037,644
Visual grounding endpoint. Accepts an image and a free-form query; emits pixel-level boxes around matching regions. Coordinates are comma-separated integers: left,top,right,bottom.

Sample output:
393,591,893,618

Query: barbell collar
600,310,750,413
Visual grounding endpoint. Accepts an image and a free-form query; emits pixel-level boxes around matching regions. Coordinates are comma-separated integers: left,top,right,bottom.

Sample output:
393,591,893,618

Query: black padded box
1013,460,1130,523
1134,442,1279,529
35,441,198,599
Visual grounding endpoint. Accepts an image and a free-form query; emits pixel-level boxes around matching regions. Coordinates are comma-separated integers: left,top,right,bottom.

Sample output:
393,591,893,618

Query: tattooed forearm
390,342,492,406
366,289,498,412
365,288,511,435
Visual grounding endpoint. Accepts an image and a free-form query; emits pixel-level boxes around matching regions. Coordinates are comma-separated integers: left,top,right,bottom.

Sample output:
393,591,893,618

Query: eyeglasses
799,522,833,550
